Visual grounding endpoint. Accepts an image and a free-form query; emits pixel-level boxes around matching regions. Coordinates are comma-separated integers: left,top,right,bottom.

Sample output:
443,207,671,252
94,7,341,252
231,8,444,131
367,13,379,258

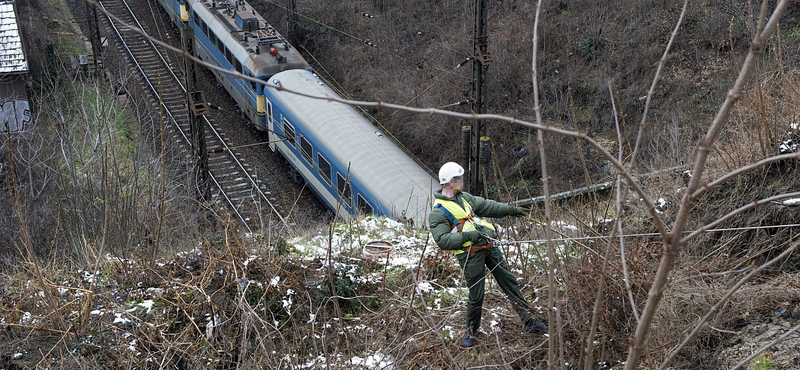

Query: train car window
218,39,225,55
358,195,373,216
282,118,296,147
235,59,242,74
201,20,208,36
244,69,255,90
337,173,352,205
209,30,216,46
317,154,332,185
225,48,233,65
267,100,273,125
300,137,313,164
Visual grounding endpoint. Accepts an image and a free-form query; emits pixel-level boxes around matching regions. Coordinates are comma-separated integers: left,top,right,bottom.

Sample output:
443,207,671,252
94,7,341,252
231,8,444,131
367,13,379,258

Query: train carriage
157,0,436,225
266,69,436,224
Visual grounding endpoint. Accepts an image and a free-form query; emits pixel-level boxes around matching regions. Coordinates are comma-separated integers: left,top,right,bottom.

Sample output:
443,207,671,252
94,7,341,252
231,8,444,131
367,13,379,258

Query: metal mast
182,26,210,202
469,0,492,195
85,1,103,73
287,0,298,45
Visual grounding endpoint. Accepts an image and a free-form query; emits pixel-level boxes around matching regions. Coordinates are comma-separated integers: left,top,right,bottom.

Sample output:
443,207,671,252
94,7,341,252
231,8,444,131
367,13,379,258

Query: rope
498,222,800,244
389,57,472,117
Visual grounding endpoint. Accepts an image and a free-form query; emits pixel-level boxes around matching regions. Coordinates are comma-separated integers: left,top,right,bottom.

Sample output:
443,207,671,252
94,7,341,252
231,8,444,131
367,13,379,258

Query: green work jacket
429,190,517,253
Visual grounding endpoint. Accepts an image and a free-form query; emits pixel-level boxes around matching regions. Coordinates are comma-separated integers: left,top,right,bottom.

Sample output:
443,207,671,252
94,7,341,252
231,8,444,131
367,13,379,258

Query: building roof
0,1,27,74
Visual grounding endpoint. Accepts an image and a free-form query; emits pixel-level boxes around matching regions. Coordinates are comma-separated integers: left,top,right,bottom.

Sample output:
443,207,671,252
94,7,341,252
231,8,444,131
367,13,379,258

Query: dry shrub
559,237,656,366
649,272,800,367
680,152,800,268
0,220,553,369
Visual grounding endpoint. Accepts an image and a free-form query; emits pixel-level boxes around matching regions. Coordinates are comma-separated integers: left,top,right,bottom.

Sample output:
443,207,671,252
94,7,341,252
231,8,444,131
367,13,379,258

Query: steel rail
98,0,292,233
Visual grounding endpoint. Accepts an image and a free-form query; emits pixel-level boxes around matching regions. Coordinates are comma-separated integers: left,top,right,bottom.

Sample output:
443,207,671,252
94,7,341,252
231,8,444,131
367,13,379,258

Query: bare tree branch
690,151,800,199
729,322,800,370
658,238,800,369
624,1,795,368
680,191,800,244
610,81,640,324
531,1,556,367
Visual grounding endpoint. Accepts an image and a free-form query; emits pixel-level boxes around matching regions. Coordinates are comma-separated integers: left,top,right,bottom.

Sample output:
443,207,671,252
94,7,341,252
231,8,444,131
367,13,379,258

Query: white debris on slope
778,198,800,206
290,216,437,269
350,351,395,370
779,122,800,154
137,299,155,314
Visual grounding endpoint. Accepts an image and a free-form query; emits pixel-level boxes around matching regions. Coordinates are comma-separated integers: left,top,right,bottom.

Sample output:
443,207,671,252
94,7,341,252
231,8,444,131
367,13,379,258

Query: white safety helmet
438,162,464,184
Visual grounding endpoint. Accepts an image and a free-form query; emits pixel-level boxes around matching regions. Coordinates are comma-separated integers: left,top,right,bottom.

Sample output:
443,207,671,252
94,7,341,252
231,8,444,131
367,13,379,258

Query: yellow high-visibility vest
433,197,496,254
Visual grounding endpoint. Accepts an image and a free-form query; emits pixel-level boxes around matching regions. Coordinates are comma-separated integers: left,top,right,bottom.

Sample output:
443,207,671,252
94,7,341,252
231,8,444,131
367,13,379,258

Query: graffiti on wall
0,99,32,132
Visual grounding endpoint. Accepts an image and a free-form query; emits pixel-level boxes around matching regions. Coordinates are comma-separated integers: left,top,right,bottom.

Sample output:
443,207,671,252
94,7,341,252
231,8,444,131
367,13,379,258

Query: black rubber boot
461,331,476,348
524,319,548,334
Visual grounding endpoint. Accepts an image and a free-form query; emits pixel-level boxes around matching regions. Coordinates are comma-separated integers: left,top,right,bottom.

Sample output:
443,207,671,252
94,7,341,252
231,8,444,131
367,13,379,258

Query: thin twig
609,80,640,324
495,332,514,370
531,2,555,367
659,235,800,368
680,191,800,244
690,151,800,199
629,0,689,170
410,267,459,370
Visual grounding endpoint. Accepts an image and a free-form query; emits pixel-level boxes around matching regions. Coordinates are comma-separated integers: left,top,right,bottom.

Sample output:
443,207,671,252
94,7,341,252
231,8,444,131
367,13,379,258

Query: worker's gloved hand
511,206,528,217
462,231,488,246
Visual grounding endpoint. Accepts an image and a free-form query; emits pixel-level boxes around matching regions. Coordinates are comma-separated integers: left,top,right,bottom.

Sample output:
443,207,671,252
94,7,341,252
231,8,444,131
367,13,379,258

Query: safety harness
433,197,495,257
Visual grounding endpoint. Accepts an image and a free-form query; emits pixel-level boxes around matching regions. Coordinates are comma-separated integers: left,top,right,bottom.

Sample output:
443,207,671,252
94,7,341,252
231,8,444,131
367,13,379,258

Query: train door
266,99,276,151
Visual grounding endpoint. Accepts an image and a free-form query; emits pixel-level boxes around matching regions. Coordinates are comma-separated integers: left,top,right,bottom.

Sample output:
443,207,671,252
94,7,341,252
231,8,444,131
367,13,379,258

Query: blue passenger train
155,0,436,225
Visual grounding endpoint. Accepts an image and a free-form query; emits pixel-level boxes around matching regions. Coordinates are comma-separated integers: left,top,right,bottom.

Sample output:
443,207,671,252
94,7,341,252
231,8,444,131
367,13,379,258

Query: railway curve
95,0,325,235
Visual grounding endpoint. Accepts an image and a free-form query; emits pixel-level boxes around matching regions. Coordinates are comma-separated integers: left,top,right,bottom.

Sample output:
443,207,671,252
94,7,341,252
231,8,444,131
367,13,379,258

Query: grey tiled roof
0,1,27,74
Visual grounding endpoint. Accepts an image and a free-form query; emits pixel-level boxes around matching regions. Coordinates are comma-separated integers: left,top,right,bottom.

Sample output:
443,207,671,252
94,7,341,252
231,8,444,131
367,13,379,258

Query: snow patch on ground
780,198,800,206
290,216,437,270
350,351,395,370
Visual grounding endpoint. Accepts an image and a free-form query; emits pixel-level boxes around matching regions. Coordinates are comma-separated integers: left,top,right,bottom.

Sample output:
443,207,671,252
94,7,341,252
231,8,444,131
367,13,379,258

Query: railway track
96,0,291,234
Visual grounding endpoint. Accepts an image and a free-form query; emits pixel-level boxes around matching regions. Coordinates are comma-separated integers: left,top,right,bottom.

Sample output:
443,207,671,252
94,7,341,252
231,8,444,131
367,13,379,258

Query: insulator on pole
480,136,492,187
461,126,471,183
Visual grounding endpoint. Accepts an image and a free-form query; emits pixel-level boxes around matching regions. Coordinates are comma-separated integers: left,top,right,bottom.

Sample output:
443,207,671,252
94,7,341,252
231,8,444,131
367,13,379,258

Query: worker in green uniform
429,162,548,348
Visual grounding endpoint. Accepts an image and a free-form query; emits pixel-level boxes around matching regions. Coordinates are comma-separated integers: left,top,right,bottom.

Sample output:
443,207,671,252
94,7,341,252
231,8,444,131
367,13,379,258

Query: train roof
269,69,437,224
0,1,27,74
189,0,308,76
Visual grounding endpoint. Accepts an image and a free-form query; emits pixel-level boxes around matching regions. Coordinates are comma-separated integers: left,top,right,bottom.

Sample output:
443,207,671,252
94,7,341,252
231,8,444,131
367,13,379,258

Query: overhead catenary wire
259,0,450,73
280,6,473,121
389,57,473,117
296,45,438,176
380,100,470,123
501,222,800,244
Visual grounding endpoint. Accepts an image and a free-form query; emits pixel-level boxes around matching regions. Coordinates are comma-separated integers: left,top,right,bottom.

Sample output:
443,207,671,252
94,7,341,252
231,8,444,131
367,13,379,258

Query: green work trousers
456,246,533,334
